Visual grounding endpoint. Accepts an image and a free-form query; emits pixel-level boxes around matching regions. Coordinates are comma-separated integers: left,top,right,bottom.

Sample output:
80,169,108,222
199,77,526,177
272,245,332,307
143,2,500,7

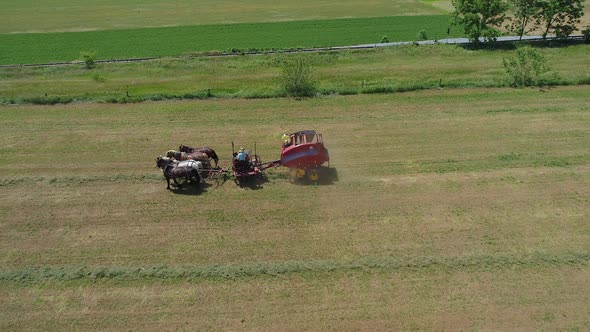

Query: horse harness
164,163,192,179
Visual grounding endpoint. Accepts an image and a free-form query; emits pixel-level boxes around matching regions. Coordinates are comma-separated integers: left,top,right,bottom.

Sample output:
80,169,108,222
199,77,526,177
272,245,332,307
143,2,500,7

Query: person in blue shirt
235,147,251,171
237,147,249,162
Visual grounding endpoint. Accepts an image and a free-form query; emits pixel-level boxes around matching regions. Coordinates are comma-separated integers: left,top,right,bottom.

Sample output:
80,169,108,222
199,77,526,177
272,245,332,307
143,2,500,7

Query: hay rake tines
202,167,228,180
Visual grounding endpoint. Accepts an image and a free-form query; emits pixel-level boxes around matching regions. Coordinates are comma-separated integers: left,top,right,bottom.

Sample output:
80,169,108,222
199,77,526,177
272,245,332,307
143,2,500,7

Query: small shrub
80,51,96,69
229,48,243,54
91,72,106,82
362,86,395,94
418,30,428,40
279,58,317,98
398,44,422,56
503,46,550,87
380,35,389,43
24,96,75,105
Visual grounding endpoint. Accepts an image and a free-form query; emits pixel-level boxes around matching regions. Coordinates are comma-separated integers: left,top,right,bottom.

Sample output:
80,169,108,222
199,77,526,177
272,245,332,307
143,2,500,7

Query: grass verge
2,44,589,105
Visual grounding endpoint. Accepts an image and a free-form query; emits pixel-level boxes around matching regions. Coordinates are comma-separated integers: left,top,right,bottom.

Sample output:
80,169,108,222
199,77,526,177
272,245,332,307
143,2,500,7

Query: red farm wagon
280,130,330,183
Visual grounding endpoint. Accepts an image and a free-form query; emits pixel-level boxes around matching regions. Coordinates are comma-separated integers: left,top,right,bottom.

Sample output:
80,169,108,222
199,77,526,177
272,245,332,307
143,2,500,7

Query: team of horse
155,145,219,190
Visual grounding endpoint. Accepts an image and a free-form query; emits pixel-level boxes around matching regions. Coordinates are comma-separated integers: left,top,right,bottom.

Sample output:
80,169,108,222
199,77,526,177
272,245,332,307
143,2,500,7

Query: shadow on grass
169,181,212,195
290,167,339,186
235,174,270,190
462,38,587,51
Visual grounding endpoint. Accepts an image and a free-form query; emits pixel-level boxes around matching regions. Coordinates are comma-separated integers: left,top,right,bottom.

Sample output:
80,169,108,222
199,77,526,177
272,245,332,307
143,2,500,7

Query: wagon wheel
308,168,319,185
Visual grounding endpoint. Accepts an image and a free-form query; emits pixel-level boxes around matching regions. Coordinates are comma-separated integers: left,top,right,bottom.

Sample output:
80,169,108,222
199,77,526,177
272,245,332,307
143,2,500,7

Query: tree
80,51,96,69
452,0,509,44
534,0,584,39
503,46,550,86
507,0,541,39
279,58,317,98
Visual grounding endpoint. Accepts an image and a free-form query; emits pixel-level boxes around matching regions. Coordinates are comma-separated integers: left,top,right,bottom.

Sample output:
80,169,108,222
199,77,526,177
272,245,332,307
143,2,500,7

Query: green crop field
1,86,590,330
0,0,448,33
0,15,462,65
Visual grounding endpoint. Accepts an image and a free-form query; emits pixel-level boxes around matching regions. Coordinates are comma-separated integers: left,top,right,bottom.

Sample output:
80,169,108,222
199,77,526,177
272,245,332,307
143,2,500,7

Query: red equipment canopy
280,130,329,169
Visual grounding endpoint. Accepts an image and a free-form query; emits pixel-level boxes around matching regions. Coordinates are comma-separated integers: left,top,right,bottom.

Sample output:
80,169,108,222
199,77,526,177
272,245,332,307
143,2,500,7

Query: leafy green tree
534,0,584,39
507,0,541,39
280,58,317,98
452,0,509,44
80,51,96,69
503,46,550,86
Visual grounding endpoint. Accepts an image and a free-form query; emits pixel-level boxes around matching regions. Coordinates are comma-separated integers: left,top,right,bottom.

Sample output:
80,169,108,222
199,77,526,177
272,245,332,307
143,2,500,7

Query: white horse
177,159,203,174
156,157,204,189
159,157,203,173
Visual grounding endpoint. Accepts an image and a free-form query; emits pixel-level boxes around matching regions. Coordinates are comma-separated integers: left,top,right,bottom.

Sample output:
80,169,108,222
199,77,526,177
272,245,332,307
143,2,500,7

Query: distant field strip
0,15,460,65
0,0,447,34
2,251,588,284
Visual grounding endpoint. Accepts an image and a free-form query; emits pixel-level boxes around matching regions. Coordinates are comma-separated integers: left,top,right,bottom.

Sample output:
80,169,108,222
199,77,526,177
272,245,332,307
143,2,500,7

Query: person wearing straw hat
237,147,249,162
282,133,291,148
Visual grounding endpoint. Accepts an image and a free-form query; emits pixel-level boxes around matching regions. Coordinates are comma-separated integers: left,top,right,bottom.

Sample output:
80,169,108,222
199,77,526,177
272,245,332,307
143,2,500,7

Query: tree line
452,0,586,43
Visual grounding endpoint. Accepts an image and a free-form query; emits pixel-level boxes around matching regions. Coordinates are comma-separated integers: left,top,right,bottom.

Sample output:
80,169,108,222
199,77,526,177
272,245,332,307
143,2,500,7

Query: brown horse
156,157,202,189
166,150,211,168
179,145,219,167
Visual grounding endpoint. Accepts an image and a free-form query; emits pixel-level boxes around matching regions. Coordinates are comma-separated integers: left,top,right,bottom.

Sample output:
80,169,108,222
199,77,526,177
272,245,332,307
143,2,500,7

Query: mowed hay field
1,86,589,329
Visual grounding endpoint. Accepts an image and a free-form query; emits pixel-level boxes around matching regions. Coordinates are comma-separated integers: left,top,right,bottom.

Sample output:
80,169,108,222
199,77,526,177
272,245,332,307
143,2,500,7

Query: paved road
340,35,583,49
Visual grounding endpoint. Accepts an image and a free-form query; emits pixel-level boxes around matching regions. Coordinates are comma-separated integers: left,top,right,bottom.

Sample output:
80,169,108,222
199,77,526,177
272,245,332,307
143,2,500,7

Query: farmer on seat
236,147,251,171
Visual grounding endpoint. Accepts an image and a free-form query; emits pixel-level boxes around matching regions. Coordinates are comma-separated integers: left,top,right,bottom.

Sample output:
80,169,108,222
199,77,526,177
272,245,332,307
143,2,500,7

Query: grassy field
0,0,448,33
1,1,589,329
1,86,589,329
2,44,589,103
0,15,462,65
